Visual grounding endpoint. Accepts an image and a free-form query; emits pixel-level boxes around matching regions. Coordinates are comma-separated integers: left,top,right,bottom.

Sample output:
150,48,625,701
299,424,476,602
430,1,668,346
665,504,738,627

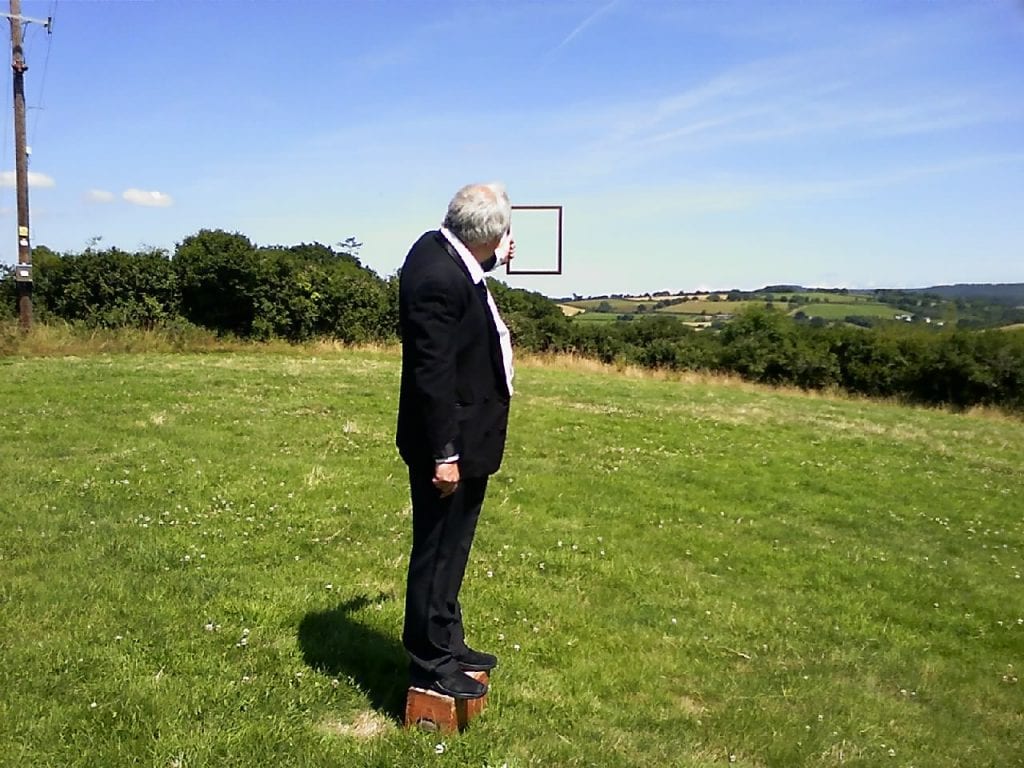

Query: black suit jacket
396,231,511,478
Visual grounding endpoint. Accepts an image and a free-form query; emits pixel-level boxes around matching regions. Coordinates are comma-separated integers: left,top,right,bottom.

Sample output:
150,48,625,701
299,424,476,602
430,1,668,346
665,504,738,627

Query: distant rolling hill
906,283,1024,304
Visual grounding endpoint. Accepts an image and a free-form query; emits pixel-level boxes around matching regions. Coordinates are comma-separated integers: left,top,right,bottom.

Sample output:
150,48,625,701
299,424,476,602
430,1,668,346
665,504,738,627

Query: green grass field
567,311,630,323
2,350,1022,767
779,292,876,304
565,298,660,313
791,302,901,320
655,300,761,316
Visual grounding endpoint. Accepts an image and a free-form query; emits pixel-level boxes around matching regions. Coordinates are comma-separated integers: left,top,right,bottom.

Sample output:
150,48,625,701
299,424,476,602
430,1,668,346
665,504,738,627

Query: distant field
792,302,901,320
784,291,876,304
568,296,882,318
569,298,745,315
655,300,762,315
566,298,659,313
2,350,1022,767
568,311,627,323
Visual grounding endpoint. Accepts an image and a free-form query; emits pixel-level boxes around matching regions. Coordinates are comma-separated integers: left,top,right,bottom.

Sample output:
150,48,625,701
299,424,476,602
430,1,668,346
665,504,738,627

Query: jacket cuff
434,441,458,463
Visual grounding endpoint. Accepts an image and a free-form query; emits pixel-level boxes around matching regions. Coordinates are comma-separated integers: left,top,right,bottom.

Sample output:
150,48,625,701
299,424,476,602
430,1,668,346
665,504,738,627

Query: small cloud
0,170,56,188
123,188,174,207
84,189,115,203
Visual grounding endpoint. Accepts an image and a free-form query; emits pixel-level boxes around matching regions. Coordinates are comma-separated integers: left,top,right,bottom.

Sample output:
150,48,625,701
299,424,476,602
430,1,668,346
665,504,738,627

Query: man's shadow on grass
298,593,408,721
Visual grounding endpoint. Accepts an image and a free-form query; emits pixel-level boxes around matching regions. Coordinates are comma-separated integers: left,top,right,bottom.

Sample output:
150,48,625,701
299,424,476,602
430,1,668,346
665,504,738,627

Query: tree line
1,230,396,343
2,229,1022,413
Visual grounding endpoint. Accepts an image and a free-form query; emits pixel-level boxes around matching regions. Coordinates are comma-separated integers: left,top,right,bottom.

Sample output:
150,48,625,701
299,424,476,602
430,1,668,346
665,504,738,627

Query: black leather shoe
415,670,487,700
456,648,498,672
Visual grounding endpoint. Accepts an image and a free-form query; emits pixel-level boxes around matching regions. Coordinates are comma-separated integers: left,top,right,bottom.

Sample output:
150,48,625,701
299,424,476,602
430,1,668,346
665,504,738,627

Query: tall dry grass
3,321,1017,422
0,320,390,358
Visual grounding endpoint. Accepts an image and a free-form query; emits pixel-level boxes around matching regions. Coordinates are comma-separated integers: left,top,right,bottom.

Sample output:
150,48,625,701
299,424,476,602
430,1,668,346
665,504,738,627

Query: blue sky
4,0,1023,296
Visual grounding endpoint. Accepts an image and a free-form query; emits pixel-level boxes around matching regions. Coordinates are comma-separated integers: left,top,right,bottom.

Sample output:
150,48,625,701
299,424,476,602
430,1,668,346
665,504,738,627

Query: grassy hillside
562,287,1022,329
1,351,1022,767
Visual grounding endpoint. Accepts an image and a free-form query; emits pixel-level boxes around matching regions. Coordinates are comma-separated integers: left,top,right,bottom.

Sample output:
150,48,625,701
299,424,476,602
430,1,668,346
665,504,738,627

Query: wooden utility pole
6,0,42,331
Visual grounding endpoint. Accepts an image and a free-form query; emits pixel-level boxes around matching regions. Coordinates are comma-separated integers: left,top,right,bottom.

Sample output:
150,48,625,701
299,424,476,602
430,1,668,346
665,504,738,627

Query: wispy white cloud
556,44,1021,182
0,170,55,188
84,189,115,203
123,188,174,208
548,0,620,56
597,152,1024,217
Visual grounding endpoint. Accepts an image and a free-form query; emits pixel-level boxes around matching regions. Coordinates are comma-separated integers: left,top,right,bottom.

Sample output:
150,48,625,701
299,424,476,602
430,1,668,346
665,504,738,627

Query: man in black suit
396,182,515,699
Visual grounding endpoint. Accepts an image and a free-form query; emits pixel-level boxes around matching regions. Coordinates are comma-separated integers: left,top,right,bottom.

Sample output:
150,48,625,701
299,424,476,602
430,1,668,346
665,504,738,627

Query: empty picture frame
506,205,563,275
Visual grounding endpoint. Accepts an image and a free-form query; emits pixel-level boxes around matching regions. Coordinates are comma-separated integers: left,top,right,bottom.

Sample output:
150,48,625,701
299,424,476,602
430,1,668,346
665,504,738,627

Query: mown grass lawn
1,350,1022,767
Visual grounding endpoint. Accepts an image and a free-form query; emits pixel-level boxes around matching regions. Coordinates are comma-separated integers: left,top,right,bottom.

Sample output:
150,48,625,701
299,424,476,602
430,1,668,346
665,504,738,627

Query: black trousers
402,465,489,680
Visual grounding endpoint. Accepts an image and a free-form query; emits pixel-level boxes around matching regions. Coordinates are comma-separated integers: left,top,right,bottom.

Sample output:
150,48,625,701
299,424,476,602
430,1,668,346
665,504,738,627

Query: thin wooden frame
506,205,563,276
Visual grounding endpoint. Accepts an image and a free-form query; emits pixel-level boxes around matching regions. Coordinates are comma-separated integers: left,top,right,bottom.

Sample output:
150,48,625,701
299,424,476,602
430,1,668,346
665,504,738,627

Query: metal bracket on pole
14,263,32,282
1,13,51,29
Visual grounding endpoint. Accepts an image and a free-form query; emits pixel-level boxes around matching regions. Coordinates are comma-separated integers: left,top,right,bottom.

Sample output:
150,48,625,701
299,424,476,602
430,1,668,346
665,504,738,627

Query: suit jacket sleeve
403,273,461,461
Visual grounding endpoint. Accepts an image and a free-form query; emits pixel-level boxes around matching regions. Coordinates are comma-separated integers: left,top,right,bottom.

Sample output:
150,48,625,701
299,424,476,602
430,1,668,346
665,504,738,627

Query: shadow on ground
298,593,407,721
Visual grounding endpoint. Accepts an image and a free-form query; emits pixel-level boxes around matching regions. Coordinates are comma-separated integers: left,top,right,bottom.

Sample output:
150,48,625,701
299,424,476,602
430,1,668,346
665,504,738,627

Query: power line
28,0,55,144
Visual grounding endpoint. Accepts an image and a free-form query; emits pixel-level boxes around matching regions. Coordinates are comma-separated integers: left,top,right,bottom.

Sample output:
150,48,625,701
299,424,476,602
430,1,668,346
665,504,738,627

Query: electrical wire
29,0,57,146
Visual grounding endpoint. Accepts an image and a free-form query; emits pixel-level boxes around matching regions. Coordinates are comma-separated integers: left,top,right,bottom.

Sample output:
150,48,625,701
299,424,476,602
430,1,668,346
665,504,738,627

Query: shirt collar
440,227,485,284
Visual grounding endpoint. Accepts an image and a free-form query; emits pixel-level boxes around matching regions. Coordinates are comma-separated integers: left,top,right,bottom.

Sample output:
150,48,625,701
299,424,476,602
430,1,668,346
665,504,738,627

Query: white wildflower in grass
325,583,333,590
90,702,97,709
486,570,494,578
434,743,445,754
513,644,521,651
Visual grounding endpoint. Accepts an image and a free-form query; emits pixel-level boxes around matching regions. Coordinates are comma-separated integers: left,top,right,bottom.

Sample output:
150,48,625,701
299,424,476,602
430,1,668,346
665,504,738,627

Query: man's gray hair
443,182,511,246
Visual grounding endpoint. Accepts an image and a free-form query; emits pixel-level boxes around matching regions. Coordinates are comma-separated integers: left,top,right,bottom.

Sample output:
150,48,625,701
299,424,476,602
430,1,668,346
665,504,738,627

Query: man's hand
433,461,460,497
